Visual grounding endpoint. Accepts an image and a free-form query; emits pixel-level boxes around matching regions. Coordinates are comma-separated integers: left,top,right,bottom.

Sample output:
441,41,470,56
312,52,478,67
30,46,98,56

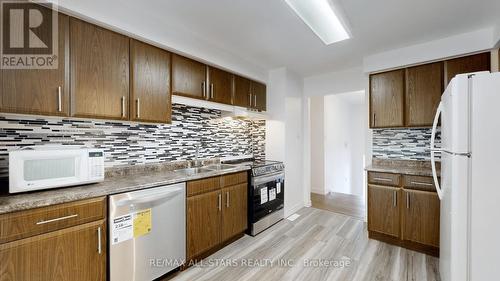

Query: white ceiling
59,0,500,78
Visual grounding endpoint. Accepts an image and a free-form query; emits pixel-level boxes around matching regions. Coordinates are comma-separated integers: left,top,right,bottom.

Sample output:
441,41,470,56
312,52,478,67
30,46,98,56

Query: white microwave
9,147,105,193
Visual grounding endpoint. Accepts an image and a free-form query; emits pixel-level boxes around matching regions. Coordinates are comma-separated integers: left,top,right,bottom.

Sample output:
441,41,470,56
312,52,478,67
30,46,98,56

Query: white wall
363,27,497,73
310,96,325,194
266,68,306,216
304,67,366,97
323,94,365,198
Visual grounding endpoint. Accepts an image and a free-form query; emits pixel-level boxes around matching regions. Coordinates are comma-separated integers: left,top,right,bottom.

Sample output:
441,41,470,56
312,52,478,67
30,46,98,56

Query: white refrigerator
431,72,500,281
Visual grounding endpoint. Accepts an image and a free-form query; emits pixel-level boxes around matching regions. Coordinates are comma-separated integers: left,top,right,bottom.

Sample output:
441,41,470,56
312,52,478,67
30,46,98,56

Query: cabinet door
402,189,440,247
233,75,252,108
369,70,405,128
444,52,491,86
172,54,207,100
221,184,247,242
70,18,129,120
0,220,106,281
405,62,444,127
130,39,171,123
187,190,221,259
368,185,400,238
208,67,233,104
1,12,69,116
252,81,267,111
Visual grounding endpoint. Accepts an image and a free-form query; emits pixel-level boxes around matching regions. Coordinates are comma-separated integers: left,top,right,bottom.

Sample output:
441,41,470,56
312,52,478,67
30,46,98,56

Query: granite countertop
365,159,440,177
0,163,250,215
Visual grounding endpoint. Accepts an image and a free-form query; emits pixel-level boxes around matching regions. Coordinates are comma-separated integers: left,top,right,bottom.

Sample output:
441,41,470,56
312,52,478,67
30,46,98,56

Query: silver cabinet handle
410,181,434,187
374,177,392,182
136,98,140,118
97,226,102,254
121,96,126,118
210,83,214,99
406,192,410,209
226,191,230,208
36,214,78,225
393,191,397,207
249,92,252,107
57,86,62,112
254,94,257,108
202,81,206,98
218,193,222,211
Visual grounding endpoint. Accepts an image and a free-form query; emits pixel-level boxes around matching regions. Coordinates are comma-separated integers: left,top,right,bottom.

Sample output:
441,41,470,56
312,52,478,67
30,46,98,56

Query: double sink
174,164,238,177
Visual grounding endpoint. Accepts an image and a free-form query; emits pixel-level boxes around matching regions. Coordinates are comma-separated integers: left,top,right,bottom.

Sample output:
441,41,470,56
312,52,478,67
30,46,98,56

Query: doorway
309,91,367,219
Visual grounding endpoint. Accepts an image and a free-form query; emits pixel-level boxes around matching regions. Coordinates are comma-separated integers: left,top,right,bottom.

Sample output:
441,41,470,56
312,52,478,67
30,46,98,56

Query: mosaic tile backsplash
0,104,266,178
372,128,441,161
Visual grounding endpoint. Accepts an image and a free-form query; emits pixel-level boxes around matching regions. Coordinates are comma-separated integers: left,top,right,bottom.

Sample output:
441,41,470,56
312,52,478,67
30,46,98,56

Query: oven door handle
252,172,285,186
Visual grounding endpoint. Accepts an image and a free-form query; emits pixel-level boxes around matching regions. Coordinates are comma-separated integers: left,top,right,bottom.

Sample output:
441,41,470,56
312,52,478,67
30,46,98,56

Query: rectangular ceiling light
285,0,350,45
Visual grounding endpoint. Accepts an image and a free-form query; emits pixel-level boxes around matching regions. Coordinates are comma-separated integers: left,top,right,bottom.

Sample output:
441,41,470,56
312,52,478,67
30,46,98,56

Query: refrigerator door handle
431,102,443,200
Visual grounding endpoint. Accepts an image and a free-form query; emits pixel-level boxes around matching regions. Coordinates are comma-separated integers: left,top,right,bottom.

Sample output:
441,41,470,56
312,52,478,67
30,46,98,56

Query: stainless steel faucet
193,144,201,167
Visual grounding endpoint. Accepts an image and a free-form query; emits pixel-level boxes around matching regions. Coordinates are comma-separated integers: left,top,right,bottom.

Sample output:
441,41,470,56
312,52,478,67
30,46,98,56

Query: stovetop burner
222,158,284,177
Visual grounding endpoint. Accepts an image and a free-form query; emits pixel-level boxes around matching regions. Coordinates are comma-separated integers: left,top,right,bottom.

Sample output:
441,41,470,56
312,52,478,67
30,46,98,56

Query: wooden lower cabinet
402,189,440,247
221,184,248,242
367,172,440,256
186,190,221,259
186,172,248,262
0,220,106,281
368,185,400,238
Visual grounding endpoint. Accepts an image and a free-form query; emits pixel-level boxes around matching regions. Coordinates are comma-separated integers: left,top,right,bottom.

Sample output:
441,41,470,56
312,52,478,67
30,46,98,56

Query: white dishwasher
109,182,186,281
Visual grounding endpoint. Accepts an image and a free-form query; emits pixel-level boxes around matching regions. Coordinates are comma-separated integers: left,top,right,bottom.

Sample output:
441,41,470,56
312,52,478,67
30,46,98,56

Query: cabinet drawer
0,197,106,244
187,177,220,197
368,172,401,186
403,175,437,192
220,172,248,188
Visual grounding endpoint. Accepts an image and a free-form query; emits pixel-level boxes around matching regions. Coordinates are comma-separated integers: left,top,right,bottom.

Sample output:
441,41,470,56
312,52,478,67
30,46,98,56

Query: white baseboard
285,202,305,218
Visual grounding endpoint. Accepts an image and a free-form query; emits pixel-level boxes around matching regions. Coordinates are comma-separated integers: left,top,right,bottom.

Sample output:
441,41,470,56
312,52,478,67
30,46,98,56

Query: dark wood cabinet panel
172,54,207,100
369,70,405,128
0,220,106,281
233,75,252,108
208,67,233,105
187,190,221,259
252,81,267,111
187,177,221,197
368,185,400,238
130,39,171,123
405,62,444,127
70,18,129,120
402,189,440,247
1,13,69,116
221,183,247,242
444,52,491,86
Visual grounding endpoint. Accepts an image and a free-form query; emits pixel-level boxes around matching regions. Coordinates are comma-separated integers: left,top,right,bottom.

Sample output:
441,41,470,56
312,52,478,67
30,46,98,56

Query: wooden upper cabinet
221,184,248,242
233,75,252,108
70,18,129,120
1,12,69,116
370,69,405,128
172,54,207,100
402,189,440,247
130,39,172,123
252,81,267,111
0,220,106,281
444,52,491,86
405,62,444,127
208,67,233,105
368,185,400,238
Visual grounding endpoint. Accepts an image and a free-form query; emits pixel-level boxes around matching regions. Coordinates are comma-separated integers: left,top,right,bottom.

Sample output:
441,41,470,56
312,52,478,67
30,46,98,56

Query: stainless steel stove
222,158,285,236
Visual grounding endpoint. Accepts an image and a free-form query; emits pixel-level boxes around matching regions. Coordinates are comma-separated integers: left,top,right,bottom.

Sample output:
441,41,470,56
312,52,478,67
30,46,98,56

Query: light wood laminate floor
166,207,440,281
311,192,366,219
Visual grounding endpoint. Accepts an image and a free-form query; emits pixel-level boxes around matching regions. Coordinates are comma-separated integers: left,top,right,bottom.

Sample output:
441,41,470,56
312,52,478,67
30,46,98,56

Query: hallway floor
311,192,365,219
